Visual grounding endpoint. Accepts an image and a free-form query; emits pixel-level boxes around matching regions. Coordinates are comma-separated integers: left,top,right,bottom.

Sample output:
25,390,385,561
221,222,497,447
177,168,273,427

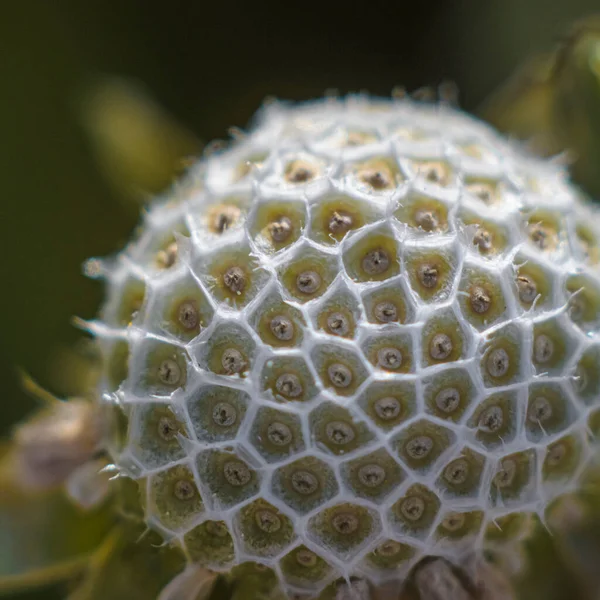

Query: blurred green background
1,1,600,597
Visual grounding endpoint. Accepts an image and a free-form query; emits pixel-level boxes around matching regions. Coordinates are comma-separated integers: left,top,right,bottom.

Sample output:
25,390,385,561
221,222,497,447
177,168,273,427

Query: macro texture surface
91,97,600,597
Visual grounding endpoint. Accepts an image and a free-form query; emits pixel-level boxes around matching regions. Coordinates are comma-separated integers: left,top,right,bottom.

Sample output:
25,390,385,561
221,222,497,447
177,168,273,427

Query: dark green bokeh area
1,2,600,598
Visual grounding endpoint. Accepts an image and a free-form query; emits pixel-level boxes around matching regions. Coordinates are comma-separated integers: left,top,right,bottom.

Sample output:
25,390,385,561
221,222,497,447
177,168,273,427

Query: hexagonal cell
457,263,508,331
423,367,477,423
183,520,235,567
361,328,415,374
512,252,555,312
408,159,454,188
143,271,214,342
248,406,305,463
186,385,249,443
231,150,269,182
391,419,456,475
248,285,306,348
523,209,564,253
345,156,403,193
466,389,520,450
271,456,339,515
144,218,190,271
464,176,502,205
489,450,537,508
309,193,383,246
388,484,441,540
434,510,484,543
195,449,260,509
342,224,401,283
361,277,415,325
279,545,335,590
458,209,510,258
234,498,296,558
147,463,204,531
307,503,381,561
589,409,600,441
393,192,450,233
357,379,417,432
248,198,307,254
128,339,189,397
574,221,600,266
526,382,576,442
484,512,534,545
194,321,256,378
103,273,146,328
435,447,486,499
278,243,339,303
572,344,600,405
196,240,270,309
199,196,250,237
339,448,405,503
103,339,129,392
566,273,600,330
532,314,579,376
404,242,458,303
310,343,369,397
421,308,469,368
259,354,319,403
282,154,325,185
310,280,362,340
362,539,416,575
309,402,375,456
542,432,584,484
479,322,524,388
127,402,190,470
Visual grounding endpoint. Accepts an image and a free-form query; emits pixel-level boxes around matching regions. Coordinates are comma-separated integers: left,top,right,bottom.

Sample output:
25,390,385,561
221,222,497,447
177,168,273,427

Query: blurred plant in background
2,2,600,599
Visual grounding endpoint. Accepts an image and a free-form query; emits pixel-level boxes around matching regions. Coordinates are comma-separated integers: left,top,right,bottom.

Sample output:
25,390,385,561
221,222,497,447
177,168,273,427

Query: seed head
296,271,321,294
362,249,390,275
326,312,350,336
517,274,538,303
327,363,353,388
221,348,246,375
270,315,294,341
358,464,386,488
429,334,453,360
212,403,237,427
374,397,401,420
435,388,460,413
177,301,199,330
291,471,319,495
470,286,491,314
328,211,353,235
174,479,196,501
223,461,252,486
223,266,246,294
158,359,182,386
267,422,292,446
374,301,397,323
269,216,293,242
486,348,510,378
275,373,303,399
377,347,403,370
417,263,438,288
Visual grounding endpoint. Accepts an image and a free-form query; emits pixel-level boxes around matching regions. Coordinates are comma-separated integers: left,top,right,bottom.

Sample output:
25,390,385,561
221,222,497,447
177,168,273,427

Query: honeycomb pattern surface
92,97,600,597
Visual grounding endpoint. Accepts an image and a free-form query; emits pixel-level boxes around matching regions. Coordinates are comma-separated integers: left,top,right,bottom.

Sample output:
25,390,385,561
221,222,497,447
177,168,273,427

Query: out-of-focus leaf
0,445,112,595
79,77,202,212
67,526,187,600
481,55,558,150
552,18,600,196
482,15,600,197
